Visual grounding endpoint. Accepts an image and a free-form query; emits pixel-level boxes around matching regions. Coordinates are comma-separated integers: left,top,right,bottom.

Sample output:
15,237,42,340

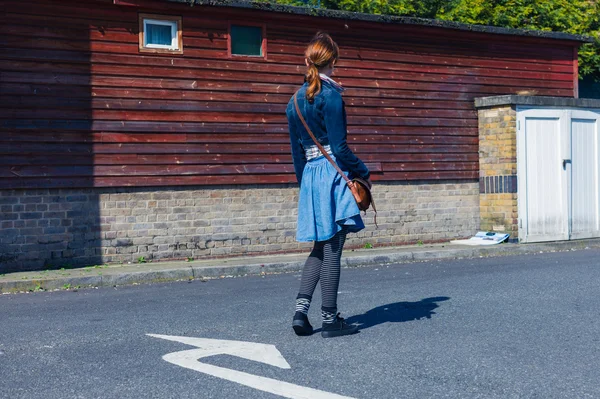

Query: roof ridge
165,0,594,43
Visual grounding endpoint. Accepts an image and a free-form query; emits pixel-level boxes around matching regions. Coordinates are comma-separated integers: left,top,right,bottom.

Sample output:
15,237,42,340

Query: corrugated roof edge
475,95,600,109
165,0,594,43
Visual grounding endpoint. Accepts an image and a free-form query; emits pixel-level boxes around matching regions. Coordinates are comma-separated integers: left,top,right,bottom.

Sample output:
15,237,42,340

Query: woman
286,32,371,338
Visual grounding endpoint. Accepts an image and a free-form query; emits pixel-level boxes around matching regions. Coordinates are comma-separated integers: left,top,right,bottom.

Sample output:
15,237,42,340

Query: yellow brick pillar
476,105,518,241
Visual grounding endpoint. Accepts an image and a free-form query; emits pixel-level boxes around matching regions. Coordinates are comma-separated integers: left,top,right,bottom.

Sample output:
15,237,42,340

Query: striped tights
295,228,347,323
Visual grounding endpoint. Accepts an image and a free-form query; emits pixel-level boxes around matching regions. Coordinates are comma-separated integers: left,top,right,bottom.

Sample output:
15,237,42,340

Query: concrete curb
1,239,599,294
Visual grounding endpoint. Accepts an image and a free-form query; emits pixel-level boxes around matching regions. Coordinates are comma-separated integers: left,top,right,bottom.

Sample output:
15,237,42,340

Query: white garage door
517,108,600,242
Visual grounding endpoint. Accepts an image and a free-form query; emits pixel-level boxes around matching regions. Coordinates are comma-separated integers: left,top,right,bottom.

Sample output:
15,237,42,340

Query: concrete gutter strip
2,239,599,294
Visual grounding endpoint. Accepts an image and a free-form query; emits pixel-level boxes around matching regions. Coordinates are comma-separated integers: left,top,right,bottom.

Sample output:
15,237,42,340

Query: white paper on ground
450,231,510,246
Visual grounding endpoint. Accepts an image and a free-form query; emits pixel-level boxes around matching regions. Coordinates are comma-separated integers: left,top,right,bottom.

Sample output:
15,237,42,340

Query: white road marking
148,334,357,399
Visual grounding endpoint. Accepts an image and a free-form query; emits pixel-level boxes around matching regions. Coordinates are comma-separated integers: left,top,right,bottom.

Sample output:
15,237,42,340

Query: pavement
1,238,599,294
2,247,600,398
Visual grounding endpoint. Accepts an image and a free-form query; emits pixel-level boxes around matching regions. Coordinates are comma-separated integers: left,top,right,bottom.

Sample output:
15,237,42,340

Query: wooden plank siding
0,0,580,189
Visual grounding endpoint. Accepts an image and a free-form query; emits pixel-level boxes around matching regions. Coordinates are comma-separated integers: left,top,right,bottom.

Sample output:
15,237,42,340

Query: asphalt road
1,249,599,399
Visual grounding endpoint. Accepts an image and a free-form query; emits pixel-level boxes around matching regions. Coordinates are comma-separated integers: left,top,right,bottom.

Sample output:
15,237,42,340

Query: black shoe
292,312,313,336
321,313,358,338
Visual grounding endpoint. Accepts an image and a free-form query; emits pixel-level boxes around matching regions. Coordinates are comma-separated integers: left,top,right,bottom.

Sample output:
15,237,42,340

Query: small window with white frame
139,14,182,54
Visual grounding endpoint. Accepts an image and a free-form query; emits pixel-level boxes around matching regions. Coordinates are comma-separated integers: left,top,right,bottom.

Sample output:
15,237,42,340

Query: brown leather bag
348,177,373,212
293,93,377,225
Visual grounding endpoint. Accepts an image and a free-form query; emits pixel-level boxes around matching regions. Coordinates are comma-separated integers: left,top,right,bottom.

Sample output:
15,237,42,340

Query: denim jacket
286,79,370,185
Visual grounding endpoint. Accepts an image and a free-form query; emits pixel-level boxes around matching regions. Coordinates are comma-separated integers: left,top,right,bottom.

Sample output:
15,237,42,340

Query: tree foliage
263,0,600,80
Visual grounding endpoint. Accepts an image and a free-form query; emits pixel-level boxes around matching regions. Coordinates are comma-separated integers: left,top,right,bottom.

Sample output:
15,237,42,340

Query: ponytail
305,63,321,103
304,32,339,103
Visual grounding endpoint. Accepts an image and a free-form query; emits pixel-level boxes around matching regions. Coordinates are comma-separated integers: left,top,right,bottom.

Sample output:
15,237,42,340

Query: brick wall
478,106,518,239
0,181,479,272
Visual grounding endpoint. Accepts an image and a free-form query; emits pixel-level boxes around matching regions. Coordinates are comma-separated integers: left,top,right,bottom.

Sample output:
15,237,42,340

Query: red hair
305,32,339,102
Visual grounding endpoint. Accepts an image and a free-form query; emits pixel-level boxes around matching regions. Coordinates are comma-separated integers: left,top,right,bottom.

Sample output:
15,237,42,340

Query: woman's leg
318,227,357,338
295,240,325,315
292,241,325,335
319,227,347,323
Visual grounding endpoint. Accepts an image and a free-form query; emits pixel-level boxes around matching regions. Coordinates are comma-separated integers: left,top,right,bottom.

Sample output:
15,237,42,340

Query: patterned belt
305,144,332,161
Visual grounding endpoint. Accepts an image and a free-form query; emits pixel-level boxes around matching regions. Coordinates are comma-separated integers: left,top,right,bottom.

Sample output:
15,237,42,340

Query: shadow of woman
344,296,451,330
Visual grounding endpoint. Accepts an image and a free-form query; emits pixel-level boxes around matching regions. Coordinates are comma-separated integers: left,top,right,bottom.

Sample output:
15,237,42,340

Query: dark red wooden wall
0,0,580,189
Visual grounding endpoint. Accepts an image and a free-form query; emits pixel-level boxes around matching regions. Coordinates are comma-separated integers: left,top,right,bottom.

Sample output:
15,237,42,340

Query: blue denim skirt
296,155,365,242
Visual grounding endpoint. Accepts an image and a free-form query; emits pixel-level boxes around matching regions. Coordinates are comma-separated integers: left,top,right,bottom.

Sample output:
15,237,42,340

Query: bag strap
293,92,352,185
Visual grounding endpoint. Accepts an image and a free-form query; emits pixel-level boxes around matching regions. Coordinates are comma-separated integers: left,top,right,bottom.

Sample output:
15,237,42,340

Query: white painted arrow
147,334,356,399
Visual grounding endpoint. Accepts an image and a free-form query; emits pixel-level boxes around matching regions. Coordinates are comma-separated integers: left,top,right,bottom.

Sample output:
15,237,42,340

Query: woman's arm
287,110,307,184
323,92,370,180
